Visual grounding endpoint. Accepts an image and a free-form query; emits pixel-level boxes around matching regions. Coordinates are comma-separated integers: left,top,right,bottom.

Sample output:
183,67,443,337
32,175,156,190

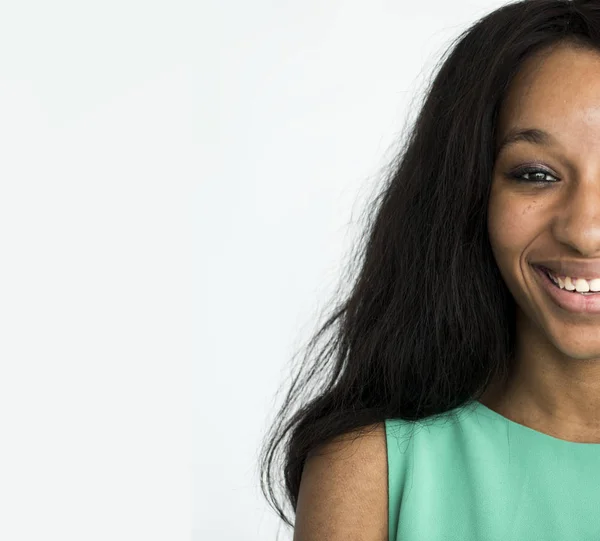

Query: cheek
488,191,538,255
487,193,535,298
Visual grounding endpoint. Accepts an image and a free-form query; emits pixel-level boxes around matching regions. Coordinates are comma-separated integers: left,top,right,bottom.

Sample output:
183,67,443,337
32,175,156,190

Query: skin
481,41,600,443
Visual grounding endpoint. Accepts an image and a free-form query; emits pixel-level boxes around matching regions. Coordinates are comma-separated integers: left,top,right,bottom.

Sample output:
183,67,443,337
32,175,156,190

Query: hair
257,0,600,533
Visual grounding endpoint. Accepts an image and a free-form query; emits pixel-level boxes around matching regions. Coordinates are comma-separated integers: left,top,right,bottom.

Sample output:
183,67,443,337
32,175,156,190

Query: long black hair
258,0,600,532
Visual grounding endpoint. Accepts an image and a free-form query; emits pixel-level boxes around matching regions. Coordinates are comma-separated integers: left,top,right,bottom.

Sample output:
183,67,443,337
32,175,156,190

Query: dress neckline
473,399,600,447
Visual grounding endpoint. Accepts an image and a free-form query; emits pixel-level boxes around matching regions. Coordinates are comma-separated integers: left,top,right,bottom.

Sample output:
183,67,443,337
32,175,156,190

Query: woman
259,1,600,539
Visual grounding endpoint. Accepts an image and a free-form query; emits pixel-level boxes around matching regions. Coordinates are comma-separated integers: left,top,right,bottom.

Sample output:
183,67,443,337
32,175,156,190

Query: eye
507,166,559,184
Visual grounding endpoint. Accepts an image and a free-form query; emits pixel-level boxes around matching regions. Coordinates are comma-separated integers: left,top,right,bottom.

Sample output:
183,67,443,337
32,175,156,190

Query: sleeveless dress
385,399,600,541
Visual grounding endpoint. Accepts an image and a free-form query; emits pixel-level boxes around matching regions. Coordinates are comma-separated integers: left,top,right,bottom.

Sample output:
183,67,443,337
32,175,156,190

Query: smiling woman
258,1,600,540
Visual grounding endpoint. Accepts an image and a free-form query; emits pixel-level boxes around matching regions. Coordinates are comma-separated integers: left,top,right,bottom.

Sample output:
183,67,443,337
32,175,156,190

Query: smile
534,265,600,314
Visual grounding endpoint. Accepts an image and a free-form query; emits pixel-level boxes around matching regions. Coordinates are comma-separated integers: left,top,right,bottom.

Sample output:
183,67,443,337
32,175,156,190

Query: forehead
497,43,600,148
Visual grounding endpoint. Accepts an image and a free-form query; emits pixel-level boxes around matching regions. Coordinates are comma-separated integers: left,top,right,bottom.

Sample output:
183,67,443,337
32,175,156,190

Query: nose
553,178,600,257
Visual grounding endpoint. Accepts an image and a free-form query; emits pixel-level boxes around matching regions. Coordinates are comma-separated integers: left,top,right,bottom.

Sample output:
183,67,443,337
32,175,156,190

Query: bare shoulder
293,422,388,541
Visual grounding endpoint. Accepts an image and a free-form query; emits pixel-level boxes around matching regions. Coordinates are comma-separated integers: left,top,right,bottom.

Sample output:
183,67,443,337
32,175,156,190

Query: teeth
547,271,600,293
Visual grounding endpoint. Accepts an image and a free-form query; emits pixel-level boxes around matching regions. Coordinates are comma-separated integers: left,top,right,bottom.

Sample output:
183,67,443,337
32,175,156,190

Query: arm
293,422,388,541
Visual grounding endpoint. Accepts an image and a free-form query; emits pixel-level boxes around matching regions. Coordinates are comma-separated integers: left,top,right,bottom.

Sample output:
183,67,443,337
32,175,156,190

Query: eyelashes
507,166,559,184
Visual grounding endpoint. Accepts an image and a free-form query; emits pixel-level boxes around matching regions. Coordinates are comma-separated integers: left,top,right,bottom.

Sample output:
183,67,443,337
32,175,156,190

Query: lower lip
533,265,600,314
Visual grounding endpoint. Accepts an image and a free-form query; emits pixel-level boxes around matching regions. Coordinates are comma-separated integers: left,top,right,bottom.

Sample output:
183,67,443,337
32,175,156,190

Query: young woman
259,1,600,539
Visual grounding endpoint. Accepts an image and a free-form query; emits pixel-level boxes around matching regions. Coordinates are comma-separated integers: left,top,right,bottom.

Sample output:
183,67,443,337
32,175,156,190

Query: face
489,42,600,364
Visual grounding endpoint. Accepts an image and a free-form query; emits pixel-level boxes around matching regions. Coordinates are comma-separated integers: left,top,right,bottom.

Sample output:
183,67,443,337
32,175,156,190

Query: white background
0,1,194,539
0,0,509,540
198,1,506,540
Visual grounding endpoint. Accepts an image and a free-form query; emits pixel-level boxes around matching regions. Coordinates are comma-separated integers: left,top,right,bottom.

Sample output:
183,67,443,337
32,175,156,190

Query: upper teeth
546,270,600,292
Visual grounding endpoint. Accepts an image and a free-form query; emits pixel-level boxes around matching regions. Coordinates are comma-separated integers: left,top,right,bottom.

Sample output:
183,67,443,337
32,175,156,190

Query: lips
533,264,600,314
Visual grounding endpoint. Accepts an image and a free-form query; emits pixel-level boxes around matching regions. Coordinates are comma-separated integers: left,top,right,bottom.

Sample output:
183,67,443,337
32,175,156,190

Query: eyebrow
496,127,560,155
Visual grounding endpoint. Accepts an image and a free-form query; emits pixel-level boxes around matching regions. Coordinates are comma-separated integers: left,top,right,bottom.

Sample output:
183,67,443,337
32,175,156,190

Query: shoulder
294,422,388,541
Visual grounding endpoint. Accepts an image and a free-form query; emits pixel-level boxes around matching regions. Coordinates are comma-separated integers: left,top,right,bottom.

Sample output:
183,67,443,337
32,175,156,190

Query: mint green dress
385,400,600,541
